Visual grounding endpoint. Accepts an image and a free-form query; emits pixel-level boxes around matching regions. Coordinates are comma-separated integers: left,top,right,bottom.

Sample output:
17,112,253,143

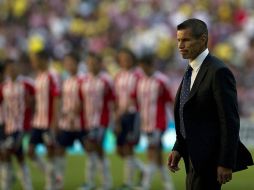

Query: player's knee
147,148,156,160
84,141,93,152
4,151,12,161
28,146,35,159
16,154,25,164
125,144,134,154
47,145,56,157
56,147,66,156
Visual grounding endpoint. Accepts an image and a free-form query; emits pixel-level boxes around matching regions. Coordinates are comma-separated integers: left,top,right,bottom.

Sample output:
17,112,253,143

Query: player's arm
51,96,60,133
163,80,174,123
24,81,36,115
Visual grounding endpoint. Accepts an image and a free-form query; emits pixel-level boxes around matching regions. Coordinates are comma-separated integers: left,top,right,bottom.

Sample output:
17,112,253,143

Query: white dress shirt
189,48,209,89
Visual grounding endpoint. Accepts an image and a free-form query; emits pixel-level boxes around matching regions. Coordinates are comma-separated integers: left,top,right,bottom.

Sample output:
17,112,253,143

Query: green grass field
11,150,254,190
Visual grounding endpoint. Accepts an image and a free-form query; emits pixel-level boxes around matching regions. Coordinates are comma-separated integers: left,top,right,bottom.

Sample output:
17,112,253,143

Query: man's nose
178,41,185,49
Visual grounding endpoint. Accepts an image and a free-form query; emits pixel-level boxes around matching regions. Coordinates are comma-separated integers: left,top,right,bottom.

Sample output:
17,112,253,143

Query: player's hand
168,150,181,173
217,166,232,184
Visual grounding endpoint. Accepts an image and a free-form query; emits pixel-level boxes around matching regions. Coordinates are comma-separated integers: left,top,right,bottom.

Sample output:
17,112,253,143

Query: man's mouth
179,50,188,54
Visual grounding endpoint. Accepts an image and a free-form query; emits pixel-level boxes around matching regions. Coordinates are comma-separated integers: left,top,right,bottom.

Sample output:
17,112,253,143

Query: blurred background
1,0,254,116
0,0,254,189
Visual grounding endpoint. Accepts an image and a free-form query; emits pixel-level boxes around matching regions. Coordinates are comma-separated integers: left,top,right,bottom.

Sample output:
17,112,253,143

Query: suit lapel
186,54,211,102
174,79,183,112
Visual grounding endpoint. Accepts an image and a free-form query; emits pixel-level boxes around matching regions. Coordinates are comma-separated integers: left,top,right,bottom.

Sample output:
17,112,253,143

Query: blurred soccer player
29,50,60,190
0,62,5,177
55,52,86,189
114,48,144,189
132,54,175,190
0,59,34,190
79,52,114,190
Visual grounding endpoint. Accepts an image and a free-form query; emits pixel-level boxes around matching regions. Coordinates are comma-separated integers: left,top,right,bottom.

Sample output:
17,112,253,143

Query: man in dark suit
168,18,253,190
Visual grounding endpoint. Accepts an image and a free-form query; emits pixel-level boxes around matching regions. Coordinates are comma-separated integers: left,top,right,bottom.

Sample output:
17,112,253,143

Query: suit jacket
173,54,253,174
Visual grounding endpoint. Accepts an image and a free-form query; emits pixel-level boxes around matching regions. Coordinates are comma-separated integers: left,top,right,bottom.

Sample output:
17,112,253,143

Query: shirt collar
189,48,209,71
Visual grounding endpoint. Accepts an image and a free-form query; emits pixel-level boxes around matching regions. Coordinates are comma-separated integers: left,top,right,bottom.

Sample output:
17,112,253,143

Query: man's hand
217,166,232,184
168,150,181,173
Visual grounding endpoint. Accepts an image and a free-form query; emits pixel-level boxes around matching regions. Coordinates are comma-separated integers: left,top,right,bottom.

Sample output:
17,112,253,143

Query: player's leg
28,128,47,173
29,129,56,190
55,130,76,190
77,130,92,187
143,131,175,190
80,129,98,190
43,130,57,190
141,131,163,190
15,132,33,190
130,114,144,178
116,112,131,158
116,122,140,189
1,134,15,190
116,133,125,159
1,156,14,190
95,127,112,190
121,113,144,189
154,134,175,190
116,114,131,189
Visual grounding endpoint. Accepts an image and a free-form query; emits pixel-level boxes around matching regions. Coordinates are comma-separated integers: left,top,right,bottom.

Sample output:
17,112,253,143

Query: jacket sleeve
172,133,187,157
213,67,240,169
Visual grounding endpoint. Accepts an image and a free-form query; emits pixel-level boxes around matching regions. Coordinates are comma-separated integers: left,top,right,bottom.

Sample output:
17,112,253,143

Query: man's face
63,56,77,75
177,28,206,61
140,62,153,76
5,63,19,80
30,53,47,70
86,56,101,74
118,52,133,69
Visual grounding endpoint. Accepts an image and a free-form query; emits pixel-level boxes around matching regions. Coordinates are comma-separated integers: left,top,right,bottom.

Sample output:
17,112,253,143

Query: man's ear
200,33,207,46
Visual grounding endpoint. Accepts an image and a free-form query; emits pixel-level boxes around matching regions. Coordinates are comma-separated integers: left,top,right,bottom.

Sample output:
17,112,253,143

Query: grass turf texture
11,150,254,190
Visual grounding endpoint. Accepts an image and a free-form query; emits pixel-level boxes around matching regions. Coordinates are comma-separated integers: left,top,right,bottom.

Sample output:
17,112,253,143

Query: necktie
179,65,193,138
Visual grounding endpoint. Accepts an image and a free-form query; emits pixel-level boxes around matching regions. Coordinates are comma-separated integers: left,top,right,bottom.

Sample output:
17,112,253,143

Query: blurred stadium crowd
0,0,254,118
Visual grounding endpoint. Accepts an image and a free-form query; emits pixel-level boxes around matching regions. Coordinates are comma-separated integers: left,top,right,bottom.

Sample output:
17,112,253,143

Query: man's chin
181,54,189,59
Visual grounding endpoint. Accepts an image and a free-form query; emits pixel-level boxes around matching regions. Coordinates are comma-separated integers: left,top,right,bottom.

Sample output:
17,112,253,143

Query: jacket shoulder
206,54,228,71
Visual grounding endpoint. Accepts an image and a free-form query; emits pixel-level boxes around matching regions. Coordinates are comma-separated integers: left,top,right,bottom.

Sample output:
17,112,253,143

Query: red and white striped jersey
132,71,173,132
0,77,35,135
19,76,36,132
80,72,115,129
59,75,84,131
32,72,60,129
114,68,143,113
